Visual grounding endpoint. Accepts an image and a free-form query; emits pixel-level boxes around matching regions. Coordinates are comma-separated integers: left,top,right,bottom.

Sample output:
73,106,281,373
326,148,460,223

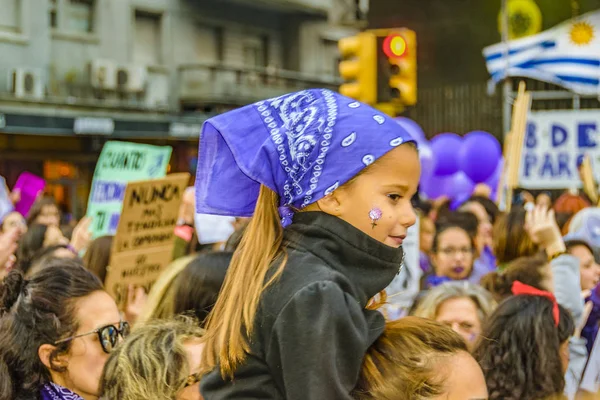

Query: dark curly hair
473,294,574,400
0,265,103,399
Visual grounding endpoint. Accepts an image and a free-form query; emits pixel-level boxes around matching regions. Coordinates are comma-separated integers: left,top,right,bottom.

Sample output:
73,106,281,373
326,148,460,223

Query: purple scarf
40,383,84,400
195,89,415,225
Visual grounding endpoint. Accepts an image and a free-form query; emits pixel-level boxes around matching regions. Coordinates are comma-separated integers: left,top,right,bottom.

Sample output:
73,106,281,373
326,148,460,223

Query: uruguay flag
483,10,600,95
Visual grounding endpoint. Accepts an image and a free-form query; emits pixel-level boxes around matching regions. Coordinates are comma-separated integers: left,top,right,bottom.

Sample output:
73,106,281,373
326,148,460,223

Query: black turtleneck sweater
200,212,404,399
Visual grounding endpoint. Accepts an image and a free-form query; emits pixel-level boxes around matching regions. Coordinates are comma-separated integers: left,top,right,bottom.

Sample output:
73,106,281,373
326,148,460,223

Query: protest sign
500,81,530,212
519,109,600,189
104,173,189,306
383,216,421,320
86,141,172,238
0,177,13,221
13,172,45,217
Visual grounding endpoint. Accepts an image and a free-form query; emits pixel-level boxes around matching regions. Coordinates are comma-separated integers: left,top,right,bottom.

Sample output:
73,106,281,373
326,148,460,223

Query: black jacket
200,212,403,399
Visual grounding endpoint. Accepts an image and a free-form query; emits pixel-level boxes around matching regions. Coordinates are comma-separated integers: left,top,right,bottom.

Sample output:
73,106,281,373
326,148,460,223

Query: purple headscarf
195,89,415,225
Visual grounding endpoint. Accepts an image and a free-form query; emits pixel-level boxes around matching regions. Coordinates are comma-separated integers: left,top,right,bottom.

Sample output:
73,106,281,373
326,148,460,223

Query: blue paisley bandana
195,89,415,225
40,383,84,400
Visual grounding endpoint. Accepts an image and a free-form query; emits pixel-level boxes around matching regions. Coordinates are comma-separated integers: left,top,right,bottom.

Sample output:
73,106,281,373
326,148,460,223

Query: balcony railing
177,63,341,106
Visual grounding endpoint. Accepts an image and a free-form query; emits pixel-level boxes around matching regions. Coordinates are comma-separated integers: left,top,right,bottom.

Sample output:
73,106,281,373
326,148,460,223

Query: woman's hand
525,204,566,256
124,284,148,326
70,217,93,252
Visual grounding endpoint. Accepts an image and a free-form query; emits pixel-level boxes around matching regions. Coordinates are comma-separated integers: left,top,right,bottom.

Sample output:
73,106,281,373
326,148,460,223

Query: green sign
86,141,172,238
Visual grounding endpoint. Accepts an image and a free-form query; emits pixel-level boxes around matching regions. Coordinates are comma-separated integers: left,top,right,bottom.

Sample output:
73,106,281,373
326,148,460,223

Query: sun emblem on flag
570,21,595,45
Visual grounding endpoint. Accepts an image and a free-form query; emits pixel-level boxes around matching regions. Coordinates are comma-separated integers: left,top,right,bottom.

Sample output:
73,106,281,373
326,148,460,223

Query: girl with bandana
196,89,420,399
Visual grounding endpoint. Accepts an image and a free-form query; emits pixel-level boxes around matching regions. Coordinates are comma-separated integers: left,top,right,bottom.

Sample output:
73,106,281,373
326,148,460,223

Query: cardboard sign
86,141,172,238
13,172,45,217
520,109,600,189
0,177,13,221
579,154,599,204
501,81,530,212
104,173,189,306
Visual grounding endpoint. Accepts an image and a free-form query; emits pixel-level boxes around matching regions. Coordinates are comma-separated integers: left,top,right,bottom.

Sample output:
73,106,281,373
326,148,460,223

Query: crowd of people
0,89,598,399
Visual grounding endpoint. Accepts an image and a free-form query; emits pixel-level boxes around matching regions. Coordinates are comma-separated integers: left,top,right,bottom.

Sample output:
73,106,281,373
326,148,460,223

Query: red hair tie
511,281,559,327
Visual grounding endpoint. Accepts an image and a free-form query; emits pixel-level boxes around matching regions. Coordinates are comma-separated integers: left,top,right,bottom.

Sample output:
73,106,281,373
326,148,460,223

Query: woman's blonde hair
412,281,496,325
352,317,469,400
136,255,195,325
99,317,204,400
201,185,287,377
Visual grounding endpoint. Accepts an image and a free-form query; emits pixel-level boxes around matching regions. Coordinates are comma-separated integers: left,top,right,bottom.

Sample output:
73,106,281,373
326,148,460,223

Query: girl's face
332,145,420,248
435,297,482,351
36,204,61,227
569,244,600,291
49,291,121,399
431,228,474,280
2,212,27,237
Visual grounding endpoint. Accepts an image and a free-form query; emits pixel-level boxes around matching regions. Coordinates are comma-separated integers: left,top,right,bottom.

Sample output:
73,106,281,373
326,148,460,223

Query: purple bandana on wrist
195,89,416,226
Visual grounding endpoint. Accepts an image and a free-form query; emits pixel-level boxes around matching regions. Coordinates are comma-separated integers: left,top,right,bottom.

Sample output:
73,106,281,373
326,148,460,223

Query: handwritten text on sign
519,110,600,189
86,141,172,238
105,173,189,306
112,173,189,253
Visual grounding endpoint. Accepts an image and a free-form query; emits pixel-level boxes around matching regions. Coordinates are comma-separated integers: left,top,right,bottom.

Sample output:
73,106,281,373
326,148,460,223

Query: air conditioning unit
9,68,44,99
116,65,147,93
89,59,117,90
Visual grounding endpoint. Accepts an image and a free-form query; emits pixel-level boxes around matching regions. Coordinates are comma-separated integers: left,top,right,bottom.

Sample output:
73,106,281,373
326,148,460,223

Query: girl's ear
315,193,343,217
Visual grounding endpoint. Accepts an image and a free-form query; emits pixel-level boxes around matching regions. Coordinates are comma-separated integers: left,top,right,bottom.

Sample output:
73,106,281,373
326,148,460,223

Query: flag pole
501,0,512,209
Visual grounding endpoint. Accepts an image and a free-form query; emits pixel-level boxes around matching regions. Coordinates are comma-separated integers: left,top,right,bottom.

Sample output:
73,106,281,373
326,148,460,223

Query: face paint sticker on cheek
369,207,383,229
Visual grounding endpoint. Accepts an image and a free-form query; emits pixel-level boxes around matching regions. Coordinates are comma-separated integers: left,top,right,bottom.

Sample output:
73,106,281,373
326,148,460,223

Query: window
49,0,57,28
243,36,268,68
194,25,217,63
134,11,162,65
322,39,341,77
0,0,21,33
66,0,94,33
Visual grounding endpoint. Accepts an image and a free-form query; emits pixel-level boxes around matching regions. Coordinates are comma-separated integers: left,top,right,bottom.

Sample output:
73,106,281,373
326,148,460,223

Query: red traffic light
383,34,408,58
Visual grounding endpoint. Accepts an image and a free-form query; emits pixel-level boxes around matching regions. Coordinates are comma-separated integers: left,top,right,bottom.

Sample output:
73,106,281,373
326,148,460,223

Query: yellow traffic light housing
338,32,377,104
385,29,417,106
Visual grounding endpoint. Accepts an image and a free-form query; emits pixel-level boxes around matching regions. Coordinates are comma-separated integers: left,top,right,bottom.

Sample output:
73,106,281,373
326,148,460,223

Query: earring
369,208,382,229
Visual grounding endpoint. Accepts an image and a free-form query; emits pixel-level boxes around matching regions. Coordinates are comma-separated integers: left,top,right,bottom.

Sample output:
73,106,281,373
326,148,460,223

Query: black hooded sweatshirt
200,211,403,399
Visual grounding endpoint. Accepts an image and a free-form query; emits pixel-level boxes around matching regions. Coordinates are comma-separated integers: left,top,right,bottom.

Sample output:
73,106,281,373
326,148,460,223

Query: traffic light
338,32,377,104
381,29,417,107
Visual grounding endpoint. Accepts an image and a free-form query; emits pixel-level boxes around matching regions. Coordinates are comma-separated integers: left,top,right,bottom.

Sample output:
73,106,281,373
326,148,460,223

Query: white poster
519,109,600,189
579,329,600,394
0,177,13,221
383,216,421,320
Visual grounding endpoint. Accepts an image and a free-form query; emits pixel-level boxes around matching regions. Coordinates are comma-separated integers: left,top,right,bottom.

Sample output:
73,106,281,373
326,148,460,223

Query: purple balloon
395,117,426,144
459,131,502,183
447,171,476,200
420,173,451,200
484,157,504,189
431,133,463,176
418,141,436,179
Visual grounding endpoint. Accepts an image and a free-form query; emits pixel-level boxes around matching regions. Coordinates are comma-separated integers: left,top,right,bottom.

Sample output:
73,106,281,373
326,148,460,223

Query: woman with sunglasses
0,264,127,400
99,317,204,400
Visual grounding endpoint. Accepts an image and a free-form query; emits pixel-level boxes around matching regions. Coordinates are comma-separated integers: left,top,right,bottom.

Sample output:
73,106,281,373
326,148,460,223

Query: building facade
0,0,356,217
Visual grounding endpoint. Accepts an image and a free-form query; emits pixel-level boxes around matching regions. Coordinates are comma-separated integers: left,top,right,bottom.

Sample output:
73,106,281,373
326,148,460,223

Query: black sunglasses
55,321,130,354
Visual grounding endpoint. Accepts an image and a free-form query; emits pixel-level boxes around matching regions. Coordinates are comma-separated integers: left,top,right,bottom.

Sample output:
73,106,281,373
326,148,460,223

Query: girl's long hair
201,185,287,377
